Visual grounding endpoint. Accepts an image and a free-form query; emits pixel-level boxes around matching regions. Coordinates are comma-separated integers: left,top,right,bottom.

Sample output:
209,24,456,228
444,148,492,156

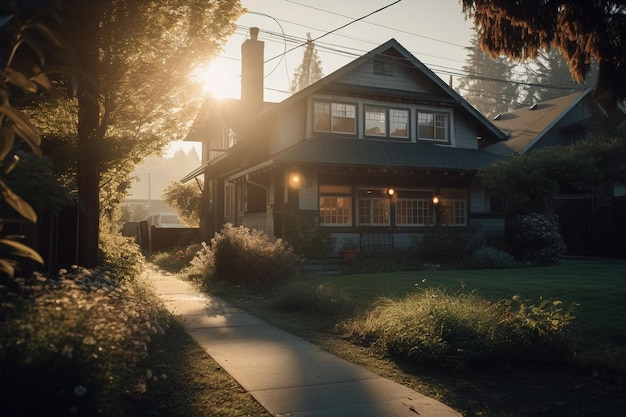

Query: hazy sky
200,0,474,101
171,0,475,155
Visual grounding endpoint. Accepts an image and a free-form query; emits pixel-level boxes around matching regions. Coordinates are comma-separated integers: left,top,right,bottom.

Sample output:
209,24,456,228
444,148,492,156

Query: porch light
387,188,395,196
288,172,302,188
432,194,440,204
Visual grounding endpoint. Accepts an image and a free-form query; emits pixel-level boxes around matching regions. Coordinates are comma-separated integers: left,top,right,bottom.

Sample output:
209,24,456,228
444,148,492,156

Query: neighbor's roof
266,137,505,172
483,89,593,156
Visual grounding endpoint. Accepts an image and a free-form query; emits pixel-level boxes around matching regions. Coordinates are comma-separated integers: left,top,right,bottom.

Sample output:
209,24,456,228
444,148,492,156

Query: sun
189,60,241,99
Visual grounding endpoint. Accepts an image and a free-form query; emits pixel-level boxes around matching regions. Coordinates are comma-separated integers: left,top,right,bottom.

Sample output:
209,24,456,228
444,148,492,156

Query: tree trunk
69,1,104,268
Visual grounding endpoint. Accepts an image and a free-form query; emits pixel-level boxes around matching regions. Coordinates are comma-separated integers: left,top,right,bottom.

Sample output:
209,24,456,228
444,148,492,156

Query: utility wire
264,0,403,63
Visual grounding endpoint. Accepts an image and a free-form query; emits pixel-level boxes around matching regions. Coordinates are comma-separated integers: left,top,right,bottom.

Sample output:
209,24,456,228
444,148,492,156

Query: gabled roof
482,89,593,156
249,39,506,143
261,137,505,173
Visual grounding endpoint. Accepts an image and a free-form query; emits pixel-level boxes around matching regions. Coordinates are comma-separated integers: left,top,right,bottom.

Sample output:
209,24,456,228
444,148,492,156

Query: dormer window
313,101,356,135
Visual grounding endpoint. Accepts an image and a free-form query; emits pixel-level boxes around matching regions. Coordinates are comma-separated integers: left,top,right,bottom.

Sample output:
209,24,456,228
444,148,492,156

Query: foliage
0,266,163,416
469,246,516,269
0,2,68,276
99,217,145,280
479,142,602,212
457,28,520,118
461,0,626,101
47,0,245,266
162,180,201,227
418,226,470,266
280,210,333,258
341,287,576,368
188,224,301,289
289,33,323,94
507,212,566,266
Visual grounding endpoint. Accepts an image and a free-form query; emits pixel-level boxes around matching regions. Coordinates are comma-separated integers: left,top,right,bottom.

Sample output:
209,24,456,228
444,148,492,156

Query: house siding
269,101,308,154
453,112,480,150
335,59,441,95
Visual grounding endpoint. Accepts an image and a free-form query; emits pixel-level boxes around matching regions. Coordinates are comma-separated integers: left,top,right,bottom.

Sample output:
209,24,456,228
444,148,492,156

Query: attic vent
373,57,395,76
493,113,501,120
529,103,538,110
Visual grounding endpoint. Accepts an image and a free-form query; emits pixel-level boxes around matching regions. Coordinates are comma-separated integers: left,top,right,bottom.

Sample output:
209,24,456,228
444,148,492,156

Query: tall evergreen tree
290,33,323,94
520,48,598,103
457,30,519,117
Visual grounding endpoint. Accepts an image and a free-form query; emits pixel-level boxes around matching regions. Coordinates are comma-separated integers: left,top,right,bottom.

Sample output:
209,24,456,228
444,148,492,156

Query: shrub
341,288,576,368
189,224,301,289
0,267,163,416
280,210,334,258
418,226,470,266
469,246,516,269
99,227,145,280
507,212,566,266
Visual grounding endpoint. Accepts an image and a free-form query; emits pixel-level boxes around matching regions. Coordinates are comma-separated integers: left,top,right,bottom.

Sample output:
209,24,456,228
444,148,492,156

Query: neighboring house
482,89,626,257
483,89,594,156
182,28,511,254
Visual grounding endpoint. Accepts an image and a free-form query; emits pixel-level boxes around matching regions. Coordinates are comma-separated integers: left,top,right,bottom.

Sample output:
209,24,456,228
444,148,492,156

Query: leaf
4,67,38,93
0,180,38,222
0,238,44,264
0,104,42,155
0,258,16,276
0,125,15,160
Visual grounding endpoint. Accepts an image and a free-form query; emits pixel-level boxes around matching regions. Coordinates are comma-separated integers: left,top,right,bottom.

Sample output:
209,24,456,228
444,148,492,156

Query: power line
264,0,403,63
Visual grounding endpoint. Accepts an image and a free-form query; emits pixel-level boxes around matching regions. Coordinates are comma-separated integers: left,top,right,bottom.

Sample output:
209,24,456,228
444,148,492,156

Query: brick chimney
241,27,264,114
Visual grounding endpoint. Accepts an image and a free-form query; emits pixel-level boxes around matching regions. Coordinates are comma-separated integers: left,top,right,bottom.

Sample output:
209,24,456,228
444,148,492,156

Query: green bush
469,246,516,269
341,288,576,368
507,212,566,266
189,224,301,289
99,221,144,280
0,267,163,416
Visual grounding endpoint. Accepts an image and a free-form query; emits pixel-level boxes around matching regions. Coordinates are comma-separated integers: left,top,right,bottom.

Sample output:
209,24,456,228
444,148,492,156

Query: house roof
244,137,505,176
482,89,592,156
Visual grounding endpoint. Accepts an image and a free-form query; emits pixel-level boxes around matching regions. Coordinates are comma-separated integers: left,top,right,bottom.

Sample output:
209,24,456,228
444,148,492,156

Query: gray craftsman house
182,28,509,254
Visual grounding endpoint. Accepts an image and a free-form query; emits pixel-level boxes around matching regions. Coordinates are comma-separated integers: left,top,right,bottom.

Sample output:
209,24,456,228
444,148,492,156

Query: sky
167,0,476,154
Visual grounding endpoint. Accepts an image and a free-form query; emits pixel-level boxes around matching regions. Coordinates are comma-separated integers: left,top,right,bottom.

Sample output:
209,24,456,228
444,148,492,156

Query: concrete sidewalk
147,265,462,417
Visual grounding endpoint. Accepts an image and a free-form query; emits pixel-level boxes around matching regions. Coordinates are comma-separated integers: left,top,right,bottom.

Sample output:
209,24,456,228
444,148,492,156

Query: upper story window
314,101,356,135
364,106,409,139
418,111,448,142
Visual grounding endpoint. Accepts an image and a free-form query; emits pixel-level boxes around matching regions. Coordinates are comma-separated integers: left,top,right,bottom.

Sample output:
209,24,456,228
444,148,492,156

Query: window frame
319,185,353,226
313,101,357,135
437,189,467,226
417,110,449,142
357,188,391,226
364,105,410,140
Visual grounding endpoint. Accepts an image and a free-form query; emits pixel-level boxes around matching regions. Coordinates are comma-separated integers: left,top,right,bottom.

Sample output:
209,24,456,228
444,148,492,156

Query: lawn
305,259,626,343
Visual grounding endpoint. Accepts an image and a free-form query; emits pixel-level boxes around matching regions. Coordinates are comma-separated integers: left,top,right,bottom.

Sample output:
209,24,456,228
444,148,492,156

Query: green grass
305,259,626,343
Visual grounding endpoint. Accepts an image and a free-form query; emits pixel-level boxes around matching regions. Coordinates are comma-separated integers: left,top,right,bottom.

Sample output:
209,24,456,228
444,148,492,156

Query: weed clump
188,223,301,289
341,287,576,369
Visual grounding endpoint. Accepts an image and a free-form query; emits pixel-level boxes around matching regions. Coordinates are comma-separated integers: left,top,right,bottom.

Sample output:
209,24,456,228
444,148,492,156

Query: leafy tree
50,0,244,266
479,139,626,213
457,29,520,117
461,1,626,101
290,33,323,94
162,181,201,227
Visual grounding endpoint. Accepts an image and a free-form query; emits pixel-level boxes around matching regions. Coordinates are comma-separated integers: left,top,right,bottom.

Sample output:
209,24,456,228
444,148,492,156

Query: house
482,89,626,257
182,28,510,255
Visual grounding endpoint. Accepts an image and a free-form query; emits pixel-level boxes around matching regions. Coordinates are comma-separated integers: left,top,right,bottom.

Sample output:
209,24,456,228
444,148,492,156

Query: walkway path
147,265,462,417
